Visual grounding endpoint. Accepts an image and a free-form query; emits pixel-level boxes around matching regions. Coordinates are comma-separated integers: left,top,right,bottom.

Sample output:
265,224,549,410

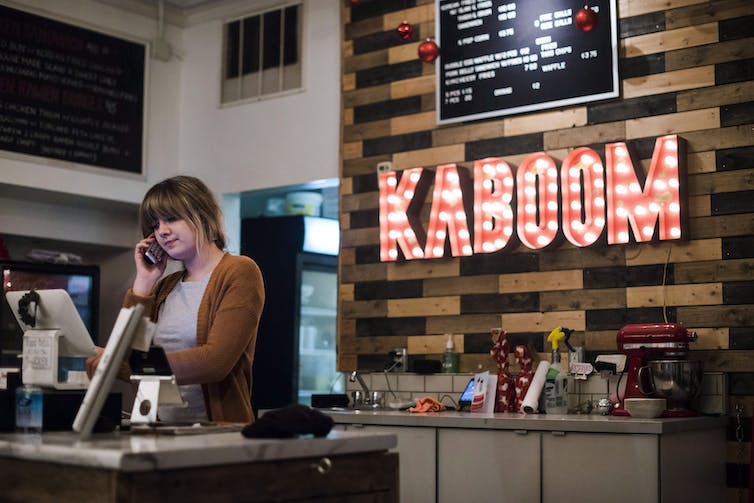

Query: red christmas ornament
397,21,413,40
418,38,440,63
575,6,598,32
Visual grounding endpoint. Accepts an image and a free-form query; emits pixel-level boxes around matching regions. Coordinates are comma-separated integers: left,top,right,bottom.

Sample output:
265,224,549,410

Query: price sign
436,0,618,124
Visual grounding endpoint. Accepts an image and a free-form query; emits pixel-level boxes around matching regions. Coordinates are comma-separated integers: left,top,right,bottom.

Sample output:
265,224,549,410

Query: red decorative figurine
418,38,440,63
397,21,413,40
490,328,515,412
575,5,598,32
513,345,534,412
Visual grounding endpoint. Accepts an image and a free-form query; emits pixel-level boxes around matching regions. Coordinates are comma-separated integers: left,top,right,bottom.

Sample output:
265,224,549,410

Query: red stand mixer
612,323,701,417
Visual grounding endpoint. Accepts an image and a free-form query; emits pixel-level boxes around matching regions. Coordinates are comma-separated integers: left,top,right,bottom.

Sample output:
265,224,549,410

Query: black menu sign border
435,0,619,125
0,4,147,176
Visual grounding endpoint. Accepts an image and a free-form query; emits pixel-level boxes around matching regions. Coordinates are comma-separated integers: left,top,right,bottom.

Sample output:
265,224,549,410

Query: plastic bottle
544,327,568,414
16,384,43,433
442,334,459,373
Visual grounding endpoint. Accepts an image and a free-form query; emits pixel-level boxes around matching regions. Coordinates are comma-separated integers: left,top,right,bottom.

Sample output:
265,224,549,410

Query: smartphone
458,377,475,410
144,240,166,266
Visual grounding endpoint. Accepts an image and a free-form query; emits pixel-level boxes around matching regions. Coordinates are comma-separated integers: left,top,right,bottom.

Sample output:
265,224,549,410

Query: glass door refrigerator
241,215,342,415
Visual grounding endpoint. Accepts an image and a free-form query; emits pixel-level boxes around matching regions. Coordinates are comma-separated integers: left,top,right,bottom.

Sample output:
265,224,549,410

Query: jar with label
16,384,43,433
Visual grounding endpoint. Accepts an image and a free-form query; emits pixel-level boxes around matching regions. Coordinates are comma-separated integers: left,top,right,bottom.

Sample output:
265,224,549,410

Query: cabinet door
542,432,658,503
347,424,436,503
437,428,540,503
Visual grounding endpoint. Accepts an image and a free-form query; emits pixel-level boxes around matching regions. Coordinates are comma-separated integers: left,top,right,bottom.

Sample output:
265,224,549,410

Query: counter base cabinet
438,428,541,503
544,428,725,503
345,424,436,503
0,451,398,503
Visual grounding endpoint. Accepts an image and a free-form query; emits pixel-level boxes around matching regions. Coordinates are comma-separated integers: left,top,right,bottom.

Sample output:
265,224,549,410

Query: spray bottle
442,334,459,373
544,327,569,414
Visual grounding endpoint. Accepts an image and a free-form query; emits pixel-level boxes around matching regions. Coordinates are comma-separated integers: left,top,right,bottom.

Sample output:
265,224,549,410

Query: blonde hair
139,175,226,251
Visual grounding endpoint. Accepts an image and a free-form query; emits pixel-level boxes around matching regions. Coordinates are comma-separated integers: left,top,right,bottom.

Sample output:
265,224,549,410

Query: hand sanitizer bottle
442,334,459,373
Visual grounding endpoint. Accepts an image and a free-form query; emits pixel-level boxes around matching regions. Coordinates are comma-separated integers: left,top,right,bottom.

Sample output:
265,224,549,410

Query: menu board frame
0,5,148,176
435,0,619,125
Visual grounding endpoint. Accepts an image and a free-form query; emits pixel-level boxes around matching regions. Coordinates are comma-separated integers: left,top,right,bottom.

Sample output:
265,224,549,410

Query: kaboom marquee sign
378,135,685,261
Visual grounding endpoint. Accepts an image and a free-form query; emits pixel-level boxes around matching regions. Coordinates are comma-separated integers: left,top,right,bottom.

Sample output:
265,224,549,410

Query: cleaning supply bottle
442,334,459,373
544,327,569,414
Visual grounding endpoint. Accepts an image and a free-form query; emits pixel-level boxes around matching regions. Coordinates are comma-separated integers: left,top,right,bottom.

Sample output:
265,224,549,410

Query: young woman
87,175,264,424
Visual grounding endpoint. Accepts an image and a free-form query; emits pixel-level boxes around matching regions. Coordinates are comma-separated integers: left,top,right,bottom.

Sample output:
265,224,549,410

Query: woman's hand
86,346,105,379
132,235,167,296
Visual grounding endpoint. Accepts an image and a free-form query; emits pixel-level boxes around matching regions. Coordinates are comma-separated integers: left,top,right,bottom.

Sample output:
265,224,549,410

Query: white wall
177,0,341,195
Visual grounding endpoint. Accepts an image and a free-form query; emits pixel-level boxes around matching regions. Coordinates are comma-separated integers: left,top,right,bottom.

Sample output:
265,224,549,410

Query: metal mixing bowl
646,359,703,402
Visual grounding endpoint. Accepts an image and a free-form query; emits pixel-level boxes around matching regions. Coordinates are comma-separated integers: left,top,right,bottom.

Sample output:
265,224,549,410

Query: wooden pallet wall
339,0,754,497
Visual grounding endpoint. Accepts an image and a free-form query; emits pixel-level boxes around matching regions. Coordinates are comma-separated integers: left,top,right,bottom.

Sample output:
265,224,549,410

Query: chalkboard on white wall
436,0,618,125
0,5,145,174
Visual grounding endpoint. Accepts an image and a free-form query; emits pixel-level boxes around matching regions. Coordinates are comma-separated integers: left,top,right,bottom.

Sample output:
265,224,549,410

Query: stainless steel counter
326,408,726,434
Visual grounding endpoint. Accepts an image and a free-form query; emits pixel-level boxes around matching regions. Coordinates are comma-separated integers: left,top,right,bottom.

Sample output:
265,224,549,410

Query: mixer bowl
646,359,703,403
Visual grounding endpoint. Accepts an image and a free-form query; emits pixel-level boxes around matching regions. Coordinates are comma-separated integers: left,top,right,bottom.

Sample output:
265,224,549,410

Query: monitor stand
129,375,185,424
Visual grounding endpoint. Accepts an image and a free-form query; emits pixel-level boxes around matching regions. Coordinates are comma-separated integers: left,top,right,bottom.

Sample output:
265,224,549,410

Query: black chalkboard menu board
437,0,618,124
0,5,145,173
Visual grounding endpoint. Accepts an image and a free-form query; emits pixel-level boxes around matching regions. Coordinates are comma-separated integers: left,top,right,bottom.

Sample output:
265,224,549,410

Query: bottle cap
445,334,454,350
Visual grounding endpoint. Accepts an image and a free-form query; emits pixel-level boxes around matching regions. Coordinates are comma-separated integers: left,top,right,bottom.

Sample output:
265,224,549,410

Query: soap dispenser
442,334,459,373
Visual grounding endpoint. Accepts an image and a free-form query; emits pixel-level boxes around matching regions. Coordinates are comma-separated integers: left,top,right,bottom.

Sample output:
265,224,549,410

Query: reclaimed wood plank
677,304,754,326
343,84,392,108
625,108,720,139
391,74,435,100
407,334,464,355
665,37,754,72
500,269,584,294
423,274,500,296
688,168,754,195
625,239,722,265
343,140,363,160
387,257,459,280
342,191,378,212
686,150,716,174
665,0,754,29
543,121,626,150
622,66,715,99
432,120,507,147
688,194,711,217
340,335,408,354
341,299,388,318
675,258,754,283
392,144,465,170
391,111,435,136
426,313,506,334
344,49,389,74
383,4,434,30
501,311,586,332
341,262,387,283
540,287,627,311
622,22,718,58
341,227,378,247
540,245,626,270
682,125,754,153
344,119,391,143
343,155,392,177
618,0,707,18
387,296,460,317
504,107,588,136
626,283,723,307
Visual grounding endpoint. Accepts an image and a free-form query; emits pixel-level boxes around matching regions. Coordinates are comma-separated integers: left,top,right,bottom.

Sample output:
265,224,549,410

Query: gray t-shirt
154,273,210,424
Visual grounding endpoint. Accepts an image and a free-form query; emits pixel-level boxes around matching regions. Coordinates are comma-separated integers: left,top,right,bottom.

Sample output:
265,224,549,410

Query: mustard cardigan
124,253,264,423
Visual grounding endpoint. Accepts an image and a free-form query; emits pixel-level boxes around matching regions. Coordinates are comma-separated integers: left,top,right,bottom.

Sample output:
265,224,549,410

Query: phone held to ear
144,240,166,266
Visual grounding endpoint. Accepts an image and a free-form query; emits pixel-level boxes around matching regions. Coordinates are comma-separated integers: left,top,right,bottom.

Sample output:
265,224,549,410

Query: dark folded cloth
242,404,334,439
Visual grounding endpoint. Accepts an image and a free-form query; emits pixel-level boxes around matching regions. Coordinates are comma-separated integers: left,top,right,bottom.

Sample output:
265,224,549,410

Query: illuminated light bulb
664,155,677,167
503,226,513,236
653,180,667,190
484,164,495,174
413,247,424,257
634,205,647,215
388,194,399,204
616,207,628,217
439,211,449,221
404,228,415,238
389,230,399,239
524,186,536,197
388,212,399,222
669,202,680,213
483,220,493,230
462,245,472,254
547,220,558,231
503,177,514,187
433,246,444,256
404,190,414,199
595,217,605,227
615,146,627,157
594,179,604,188
537,235,550,246
593,163,603,172
548,201,558,210
570,182,581,193
483,179,492,190
524,172,535,182
569,167,581,177
535,158,549,169
571,200,581,211
389,249,398,258
492,202,503,212
525,203,536,214
594,197,605,207
649,202,660,212
571,219,583,229
454,188,463,198
616,185,627,194
503,193,512,203
495,238,505,247
455,210,466,220
548,182,558,193
483,242,494,252
547,167,558,178
447,171,459,182
580,154,592,165
387,177,397,186
618,231,628,241
670,227,681,237
584,232,596,242
642,226,654,237
482,201,491,212
436,230,446,239
525,222,537,232
459,229,470,239
503,208,513,218
629,183,641,193
616,162,628,173
666,139,677,150
668,178,679,188
410,172,421,182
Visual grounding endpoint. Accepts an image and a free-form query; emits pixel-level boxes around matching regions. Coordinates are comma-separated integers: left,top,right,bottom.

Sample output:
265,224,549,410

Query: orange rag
408,397,447,413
